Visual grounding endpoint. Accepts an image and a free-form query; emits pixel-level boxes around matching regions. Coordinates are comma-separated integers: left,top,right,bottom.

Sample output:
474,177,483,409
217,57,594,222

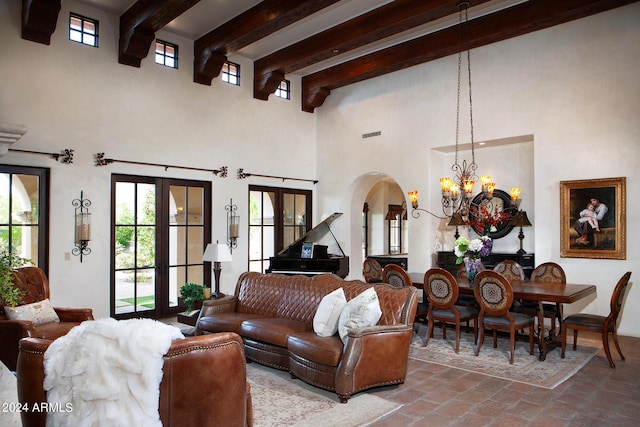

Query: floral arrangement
467,204,512,235
454,235,493,264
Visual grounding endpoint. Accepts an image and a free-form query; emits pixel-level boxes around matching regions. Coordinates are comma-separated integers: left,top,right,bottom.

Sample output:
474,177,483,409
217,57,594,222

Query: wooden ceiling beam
119,0,201,67
254,0,493,100
21,0,62,45
301,0,638,112
193,0,339,86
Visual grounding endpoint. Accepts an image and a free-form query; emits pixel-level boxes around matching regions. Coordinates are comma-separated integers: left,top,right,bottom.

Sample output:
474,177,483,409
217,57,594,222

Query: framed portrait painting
560,177,626,259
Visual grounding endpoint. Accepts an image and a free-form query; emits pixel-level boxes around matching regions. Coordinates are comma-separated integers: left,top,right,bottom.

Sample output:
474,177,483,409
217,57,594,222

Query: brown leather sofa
196,272,418,402
17,332,253,427
0,266,94,371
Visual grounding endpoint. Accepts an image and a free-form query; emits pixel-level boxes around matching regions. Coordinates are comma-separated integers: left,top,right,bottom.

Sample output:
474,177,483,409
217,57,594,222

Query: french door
111,175,211,319
248,185,311,273
0,165,49,272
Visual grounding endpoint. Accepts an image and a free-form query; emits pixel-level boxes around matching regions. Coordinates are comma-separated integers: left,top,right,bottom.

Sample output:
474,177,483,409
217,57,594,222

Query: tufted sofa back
233,272,415,327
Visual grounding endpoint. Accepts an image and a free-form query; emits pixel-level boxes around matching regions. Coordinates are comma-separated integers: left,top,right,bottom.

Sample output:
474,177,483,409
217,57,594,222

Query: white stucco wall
315,3,640,337
1,2,638,337
0,1,317,317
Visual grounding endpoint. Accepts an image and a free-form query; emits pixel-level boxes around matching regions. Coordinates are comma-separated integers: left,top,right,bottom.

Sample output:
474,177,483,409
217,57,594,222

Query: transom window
69,13,98,47
155,40,178,68
275,79,290,100
221,61,240,86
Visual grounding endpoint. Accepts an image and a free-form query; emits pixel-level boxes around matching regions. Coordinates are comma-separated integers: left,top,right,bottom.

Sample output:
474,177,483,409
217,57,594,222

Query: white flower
467,238,484,253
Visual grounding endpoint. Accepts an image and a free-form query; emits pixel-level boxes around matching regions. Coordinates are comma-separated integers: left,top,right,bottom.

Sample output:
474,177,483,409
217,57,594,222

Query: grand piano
267,212,349,278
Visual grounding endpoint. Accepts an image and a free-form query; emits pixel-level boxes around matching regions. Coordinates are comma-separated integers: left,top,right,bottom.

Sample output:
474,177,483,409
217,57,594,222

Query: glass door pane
168,184,205,314
114,181,157,316
0,169,45,267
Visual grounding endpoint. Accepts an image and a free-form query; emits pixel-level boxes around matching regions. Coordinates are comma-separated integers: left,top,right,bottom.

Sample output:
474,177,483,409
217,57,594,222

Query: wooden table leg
537,300,547,361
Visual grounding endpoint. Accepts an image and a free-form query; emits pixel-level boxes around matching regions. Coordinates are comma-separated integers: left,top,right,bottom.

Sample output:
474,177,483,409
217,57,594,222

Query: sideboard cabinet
436,251,535,279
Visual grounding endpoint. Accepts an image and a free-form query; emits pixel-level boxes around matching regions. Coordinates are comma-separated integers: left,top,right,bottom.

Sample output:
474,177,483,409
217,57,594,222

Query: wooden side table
177,310,200,326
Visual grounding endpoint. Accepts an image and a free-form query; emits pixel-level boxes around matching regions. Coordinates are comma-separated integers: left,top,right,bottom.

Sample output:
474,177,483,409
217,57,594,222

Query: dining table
412,273,597,361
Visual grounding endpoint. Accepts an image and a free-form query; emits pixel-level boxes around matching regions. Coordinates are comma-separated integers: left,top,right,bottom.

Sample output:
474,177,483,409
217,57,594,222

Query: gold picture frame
560,177,626,259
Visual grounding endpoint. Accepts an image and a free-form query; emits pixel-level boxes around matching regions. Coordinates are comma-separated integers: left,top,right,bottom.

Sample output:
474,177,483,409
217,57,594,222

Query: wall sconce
72,191,91,262
226,199,239,253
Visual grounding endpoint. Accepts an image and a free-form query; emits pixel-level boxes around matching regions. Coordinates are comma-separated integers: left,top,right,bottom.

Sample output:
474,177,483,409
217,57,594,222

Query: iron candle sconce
226,199,239,253
72,191,91,262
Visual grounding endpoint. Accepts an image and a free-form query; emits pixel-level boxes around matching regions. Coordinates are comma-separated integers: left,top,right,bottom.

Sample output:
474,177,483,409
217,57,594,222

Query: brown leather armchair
0,266,94,371
17,332,253,427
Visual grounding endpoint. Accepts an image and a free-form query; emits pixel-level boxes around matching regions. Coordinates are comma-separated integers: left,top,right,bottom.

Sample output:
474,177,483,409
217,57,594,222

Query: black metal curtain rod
94,152,227,176
8,148,74,164
237,168,318,184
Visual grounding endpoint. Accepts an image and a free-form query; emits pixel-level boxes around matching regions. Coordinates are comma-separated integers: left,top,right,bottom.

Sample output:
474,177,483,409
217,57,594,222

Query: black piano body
267,212,349,278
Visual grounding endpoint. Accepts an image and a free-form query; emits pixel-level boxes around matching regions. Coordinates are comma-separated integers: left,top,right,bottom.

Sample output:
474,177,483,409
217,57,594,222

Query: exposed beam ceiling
193,0,340,85
119,0,201,67
21,0,639,112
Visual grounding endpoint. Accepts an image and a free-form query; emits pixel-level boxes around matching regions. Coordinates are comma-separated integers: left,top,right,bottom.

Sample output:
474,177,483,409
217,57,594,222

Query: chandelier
409,2,521,230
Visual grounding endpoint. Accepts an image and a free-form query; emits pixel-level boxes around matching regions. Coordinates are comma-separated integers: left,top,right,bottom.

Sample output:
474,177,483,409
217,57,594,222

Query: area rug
409,324,600,389
246,363,402,427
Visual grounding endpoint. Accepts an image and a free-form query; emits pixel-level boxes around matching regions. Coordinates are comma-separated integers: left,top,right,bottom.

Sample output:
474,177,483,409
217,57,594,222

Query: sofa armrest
199,296,237,315
195,296,237,335
0,320,36,371
335,324,414,401
17,337,51,427
54,307,94,322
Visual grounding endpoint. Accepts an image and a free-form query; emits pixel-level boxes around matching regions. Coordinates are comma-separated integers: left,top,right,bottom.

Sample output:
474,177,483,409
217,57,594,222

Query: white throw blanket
44,318,184,427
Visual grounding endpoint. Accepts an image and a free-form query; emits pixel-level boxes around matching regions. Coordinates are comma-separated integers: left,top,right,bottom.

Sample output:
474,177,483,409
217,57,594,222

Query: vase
464,257,481,286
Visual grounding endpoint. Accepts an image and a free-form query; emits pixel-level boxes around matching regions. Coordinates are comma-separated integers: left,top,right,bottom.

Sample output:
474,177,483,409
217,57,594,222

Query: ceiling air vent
362,131,381,139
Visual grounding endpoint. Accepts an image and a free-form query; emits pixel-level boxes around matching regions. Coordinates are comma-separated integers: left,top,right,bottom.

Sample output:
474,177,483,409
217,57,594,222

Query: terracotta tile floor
367,331,640,426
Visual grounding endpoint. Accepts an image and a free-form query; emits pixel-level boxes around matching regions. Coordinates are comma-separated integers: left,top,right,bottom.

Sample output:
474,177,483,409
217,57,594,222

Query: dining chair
382,264,412,288
362,258,383,283
561,271,632,368
423,268,478,353
493,260,525,282
474,270,534,364
524,262,567,336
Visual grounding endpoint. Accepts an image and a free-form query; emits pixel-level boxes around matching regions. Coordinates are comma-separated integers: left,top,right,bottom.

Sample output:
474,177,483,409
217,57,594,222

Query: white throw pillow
5,298,60,326
313,287,347,337
337,287,382,343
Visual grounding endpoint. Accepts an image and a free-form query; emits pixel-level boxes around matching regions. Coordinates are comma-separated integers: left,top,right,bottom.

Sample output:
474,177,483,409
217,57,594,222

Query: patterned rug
409,324,600,389
246,362,402,427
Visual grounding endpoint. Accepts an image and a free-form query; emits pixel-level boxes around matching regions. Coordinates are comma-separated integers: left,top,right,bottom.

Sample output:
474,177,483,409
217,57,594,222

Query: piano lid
277,212,346,257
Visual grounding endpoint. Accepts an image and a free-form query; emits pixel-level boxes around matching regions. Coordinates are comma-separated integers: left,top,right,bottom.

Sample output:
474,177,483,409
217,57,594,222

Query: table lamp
203,242,233,299
509,210,532,255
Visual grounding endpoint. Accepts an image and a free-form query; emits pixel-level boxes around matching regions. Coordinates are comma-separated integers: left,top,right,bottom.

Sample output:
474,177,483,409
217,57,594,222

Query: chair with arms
524,262,567,336
363,258,383,283
0,266,94,371
561,271,632,368
474,270,534,364
423,268,478,353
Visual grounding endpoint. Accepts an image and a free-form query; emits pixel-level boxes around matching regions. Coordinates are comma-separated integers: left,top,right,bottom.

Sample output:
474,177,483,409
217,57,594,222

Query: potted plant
179,282,205,314
0,251,30,308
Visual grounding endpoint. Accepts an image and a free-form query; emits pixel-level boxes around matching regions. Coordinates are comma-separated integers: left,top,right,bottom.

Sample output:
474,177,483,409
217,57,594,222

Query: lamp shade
510,211,532,227
203,243,233,263
448,213,466,226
